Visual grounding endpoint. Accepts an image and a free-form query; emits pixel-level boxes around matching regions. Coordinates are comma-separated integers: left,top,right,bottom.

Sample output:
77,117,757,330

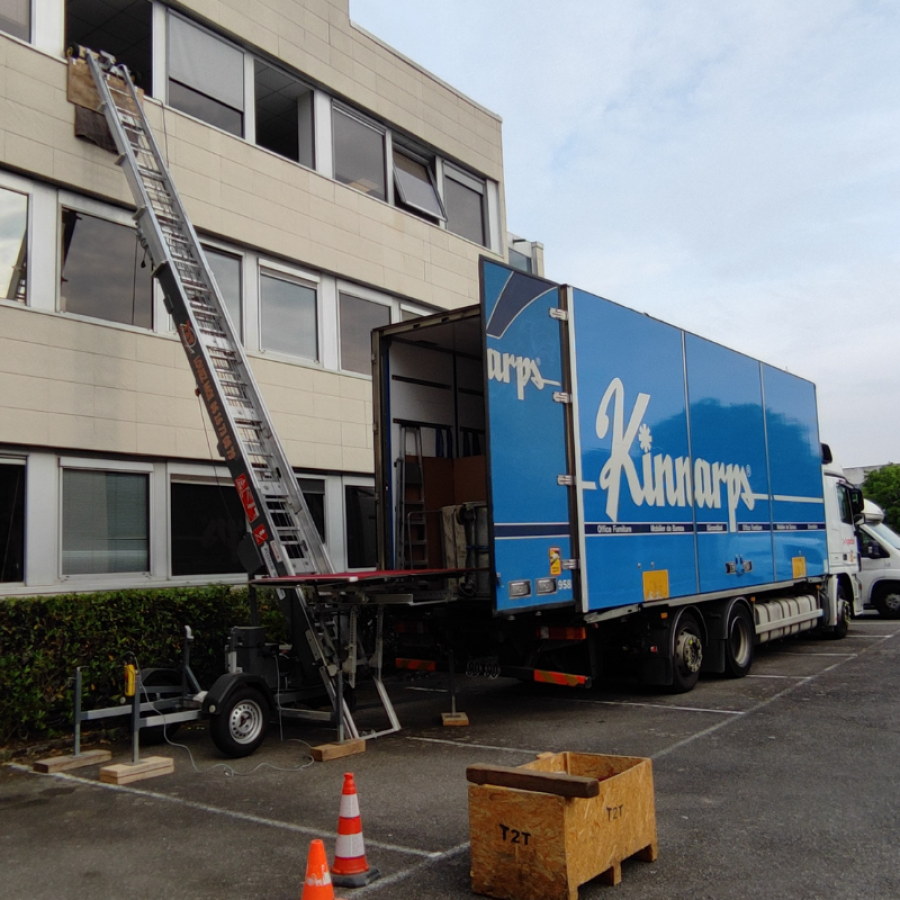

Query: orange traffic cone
301,839,345,900
331,773,381,887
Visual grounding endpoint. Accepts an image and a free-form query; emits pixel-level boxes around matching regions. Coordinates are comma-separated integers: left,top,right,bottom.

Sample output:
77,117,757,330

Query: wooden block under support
33,749,112,774
310,738,366,762
99,756,174,785
442,712,469,727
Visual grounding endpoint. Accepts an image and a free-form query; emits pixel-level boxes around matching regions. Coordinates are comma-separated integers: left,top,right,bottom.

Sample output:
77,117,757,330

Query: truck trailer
372,259,864,692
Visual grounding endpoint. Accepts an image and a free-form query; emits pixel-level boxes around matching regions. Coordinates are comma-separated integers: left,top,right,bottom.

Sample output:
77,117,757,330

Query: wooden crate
467,752,658,900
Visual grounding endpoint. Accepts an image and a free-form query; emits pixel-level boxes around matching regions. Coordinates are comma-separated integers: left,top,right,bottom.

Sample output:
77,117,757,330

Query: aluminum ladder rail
83,50,369,737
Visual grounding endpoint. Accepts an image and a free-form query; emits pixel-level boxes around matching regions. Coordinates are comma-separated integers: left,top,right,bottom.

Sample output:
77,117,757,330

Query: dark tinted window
444,173,485,245
60,209,154,328
170,481,244,576
299,477,326,541
260,272,317,360
345,485,376,569
204,247,242,340
0,463,25,582
168,81,243,135
0,186,27,301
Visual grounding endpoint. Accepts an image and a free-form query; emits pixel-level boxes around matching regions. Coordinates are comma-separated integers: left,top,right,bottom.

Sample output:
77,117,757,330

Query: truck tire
826,584,851,640
723,605,754,678
670,613,703,693
873,584,900,620
209,686,269,758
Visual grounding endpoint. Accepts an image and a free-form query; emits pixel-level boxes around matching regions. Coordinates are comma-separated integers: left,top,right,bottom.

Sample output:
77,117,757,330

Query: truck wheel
874,585,900,620
723,605,754,678
670,613,703,693
827,585,851,640
210,687,269,758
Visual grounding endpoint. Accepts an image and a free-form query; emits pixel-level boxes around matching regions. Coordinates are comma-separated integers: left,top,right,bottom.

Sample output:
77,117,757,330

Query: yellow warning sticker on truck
792,556,807,578
642,569,670,601
549,547,562,576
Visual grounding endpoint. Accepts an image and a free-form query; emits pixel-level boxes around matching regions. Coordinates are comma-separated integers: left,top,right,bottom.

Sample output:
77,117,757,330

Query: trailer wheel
874,584,900,620
723,605,754,678
210,687,269,757
827,585,851,640
670,613,703,693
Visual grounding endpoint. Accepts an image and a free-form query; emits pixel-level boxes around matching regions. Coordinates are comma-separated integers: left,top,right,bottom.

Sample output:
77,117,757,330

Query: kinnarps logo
594,378,754,533
487,349,559,401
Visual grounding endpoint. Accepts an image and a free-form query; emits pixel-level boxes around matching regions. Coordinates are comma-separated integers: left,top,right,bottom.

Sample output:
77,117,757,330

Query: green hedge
0,585,285,743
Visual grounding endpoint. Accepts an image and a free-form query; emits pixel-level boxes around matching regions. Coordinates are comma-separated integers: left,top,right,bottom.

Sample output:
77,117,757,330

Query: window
339,293,390,375
0,461,25,582
299,477,326,541
444,164,486,245
204,247,242,340
0,185,27,302
168,13,243,136
508,247,533,274
333,106,386,201
170,481,244,576
62,470,149,574
66,0,153,93
60,208,153,328
254,59,314,167
0,0,29,41
260,269,317,360
345,485,377,568
393,148,445,222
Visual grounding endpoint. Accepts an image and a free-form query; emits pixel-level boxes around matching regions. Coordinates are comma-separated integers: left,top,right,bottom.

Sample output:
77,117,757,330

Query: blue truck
373,259,864,691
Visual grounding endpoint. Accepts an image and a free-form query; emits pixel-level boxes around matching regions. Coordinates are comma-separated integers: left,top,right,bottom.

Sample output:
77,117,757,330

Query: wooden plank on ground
310,738,366,762
442,712,469,726
466,764,600,798
33,749,112,773
99,756,174,785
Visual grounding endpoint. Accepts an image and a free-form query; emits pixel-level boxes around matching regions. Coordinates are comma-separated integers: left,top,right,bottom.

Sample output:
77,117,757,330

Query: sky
350,0,900,467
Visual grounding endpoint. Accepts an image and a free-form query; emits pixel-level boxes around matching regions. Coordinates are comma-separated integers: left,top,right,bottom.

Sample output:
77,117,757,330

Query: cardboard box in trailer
373,259,864,691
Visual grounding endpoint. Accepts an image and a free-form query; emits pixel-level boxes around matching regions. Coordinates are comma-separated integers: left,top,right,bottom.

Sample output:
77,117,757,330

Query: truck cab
857,500,900,618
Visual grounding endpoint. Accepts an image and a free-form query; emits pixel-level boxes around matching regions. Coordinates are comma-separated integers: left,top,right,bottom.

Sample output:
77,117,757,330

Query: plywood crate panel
468,752,658,900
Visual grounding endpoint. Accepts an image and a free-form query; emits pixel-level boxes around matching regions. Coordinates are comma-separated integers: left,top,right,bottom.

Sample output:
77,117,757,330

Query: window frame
58,457,154,581
56,192,157,332
257,259,322,364
201,240,245,343
331,102,388,202
336,282,395,377
342,475,377,572
392,143,447,223
0,174,30,305
442,161,488,247
0,455,26,584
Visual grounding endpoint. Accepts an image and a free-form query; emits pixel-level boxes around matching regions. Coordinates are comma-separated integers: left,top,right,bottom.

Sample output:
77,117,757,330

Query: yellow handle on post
124,663,136,697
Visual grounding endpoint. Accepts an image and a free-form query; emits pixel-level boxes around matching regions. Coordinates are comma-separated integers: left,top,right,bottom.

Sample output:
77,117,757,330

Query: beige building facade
0,0,512,593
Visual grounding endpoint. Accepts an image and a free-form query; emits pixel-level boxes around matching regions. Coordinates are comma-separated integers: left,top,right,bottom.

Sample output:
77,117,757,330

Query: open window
332,105,386,201
0,185,27,302
0,0,30,42
345,484,377,569
0,459,25,583
254,59,314,167
66,0,153,93
392,147,445,222
60,207,153,328
168,12,244,136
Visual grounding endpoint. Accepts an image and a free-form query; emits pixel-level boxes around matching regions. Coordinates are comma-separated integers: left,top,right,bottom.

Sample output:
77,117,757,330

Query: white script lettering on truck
487,347,560,401
594,378,754,532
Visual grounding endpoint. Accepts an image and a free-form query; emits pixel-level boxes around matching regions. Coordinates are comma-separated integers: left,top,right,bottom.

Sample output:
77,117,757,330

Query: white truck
857,500,900,618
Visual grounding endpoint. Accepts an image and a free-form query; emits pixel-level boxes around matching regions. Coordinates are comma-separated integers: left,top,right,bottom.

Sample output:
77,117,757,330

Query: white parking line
407,737,536,755
746,674,805,679
11,767,435,859
351,842,470,896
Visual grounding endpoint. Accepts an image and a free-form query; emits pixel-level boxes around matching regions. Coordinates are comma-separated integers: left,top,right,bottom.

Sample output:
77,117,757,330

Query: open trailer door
481,259,578,614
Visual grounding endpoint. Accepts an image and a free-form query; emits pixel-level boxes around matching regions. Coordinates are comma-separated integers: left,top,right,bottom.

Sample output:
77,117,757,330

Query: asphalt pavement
1,616,898,900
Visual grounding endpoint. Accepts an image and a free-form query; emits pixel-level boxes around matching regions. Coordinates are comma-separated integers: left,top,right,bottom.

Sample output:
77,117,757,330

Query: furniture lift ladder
83,50,385,739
